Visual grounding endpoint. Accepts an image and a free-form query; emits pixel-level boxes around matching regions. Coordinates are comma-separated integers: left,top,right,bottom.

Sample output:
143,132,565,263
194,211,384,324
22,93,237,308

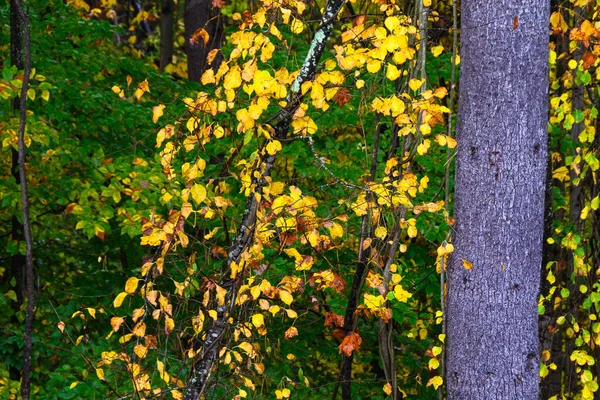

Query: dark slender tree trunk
8,0,26,385
184,0,224,82
446,0,550,398
159,0,175,71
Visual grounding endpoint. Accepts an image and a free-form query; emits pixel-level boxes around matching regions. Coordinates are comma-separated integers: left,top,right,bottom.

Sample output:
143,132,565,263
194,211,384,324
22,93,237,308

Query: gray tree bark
446,1,550,399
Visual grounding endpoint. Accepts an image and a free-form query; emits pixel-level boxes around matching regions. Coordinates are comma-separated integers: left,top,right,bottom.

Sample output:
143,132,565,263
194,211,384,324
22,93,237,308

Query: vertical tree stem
13,0,35,399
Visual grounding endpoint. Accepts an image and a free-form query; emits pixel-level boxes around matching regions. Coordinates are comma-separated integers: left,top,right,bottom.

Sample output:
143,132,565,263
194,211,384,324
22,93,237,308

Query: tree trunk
159,0,175,71
446,1,550,399
184,0,224,82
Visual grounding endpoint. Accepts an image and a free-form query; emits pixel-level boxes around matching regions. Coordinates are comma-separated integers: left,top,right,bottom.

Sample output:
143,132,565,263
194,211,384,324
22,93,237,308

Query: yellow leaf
374,226,387,239
383,383,392,395
238,341,254,356
114,292,128,308
327,222,344,239
462,259,473,270
201,69,216,85
291,17,304,33
223,67,242,90
423,0,432,6
386,64,400,81
266,140,282,155
190,184,207,204
364,293,385,309
394,284,412,302
213,125,225,138
152,104,165,123
279,290,293,305
134,344,148,358
215,284,227,306
252,313,264,328
552,166,569,182
431,45,443,57
124,277,139,294
432,346,442,356
41,90,50,101
69,381,79,389
426,375,443,389
96,368,105,381
409,78,426,91
135,79,149,100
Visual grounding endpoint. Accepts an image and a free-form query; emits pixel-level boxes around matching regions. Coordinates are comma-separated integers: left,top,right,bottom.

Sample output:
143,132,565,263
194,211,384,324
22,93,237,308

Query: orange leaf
338,332,362,357
190,28,209,46
284,326,298,340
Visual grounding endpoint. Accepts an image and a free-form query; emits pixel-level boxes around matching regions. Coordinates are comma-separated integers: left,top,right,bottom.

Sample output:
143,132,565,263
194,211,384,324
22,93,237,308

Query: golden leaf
114,292,128,308
462,259,473,270
124,277,139,294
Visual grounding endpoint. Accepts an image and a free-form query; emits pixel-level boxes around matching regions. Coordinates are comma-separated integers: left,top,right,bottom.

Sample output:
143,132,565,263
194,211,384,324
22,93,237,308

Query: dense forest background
1,0,599,399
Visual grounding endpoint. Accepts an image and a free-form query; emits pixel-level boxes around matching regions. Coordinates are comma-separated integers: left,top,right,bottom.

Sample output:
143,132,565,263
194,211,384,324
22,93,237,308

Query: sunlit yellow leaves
571,350,595,366
114,292,128,308
435,134,457,148
291,115,318,135
372,95,405,117
283,248,314,271
156,125,174,148
111,85,124,98
275,388,291,399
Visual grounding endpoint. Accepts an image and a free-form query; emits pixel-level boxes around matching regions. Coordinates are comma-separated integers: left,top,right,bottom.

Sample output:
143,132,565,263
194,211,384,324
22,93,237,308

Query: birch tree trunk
446,1,550,398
